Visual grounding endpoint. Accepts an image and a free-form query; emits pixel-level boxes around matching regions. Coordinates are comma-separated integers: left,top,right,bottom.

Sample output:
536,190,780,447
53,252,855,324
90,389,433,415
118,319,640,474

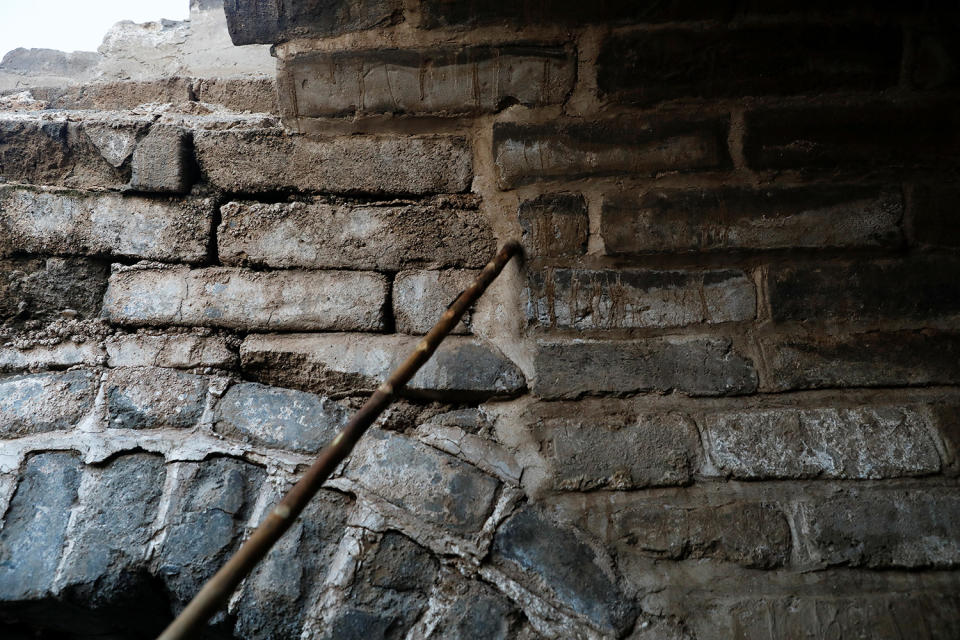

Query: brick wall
0,1,959,638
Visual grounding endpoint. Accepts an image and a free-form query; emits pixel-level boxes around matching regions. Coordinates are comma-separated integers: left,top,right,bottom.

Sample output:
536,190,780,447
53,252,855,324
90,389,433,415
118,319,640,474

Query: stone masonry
0,1,959,639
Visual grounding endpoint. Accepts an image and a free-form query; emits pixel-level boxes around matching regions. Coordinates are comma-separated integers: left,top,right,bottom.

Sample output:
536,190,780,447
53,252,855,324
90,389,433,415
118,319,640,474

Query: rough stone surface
214,382,349,453
761,331,960,391
55,455,168,633
801,489,960,568
0,370,97,436
526,268,755,330
129,125,194,194
102,266,387,331
537,410,701,490
105,333,237,369
45,78,194,111
218,199,494,270
225,0,402,45
345,428,501,534
702,406,944,479
234,489,352,639
0,186,212,262
0,342,104,373
533,337,758,399
597,25,900,105
492,506,637,634
195,130,473,195
518,192,589,258
601,186,903,254
743,101,960,174
0,453,82,601
105,366,208,430
493,118,730,189
280,44,575,118
425,578,522,640
0,257,108,325
911,184,960,248
241,333,525,399
193,77,279,114
393,269,477,334
767,257,960,324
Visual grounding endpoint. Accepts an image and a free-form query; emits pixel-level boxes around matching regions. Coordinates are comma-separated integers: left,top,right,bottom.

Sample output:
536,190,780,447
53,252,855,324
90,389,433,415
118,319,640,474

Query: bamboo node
273,505,291,519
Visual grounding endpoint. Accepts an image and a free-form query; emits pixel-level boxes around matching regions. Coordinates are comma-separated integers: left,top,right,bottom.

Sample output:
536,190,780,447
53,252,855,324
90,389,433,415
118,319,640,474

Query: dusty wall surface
1,1,959,639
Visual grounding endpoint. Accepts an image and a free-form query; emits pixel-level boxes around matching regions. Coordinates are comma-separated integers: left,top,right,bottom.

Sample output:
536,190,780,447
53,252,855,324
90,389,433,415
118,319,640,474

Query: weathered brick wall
1,1,959,638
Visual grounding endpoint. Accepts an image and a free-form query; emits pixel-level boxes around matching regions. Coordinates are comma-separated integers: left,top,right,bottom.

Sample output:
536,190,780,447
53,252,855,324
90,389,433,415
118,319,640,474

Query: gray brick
345,428,501,534
105,334,237,369
129,125,194,194
526,268,755,330
0,453,82,600
534,408,701,490
601,186,902,254
394,269,476,334
240,333,525,400
280,44,574,118
533,337,757,399
0,186,212,262
218,200,494,270
702,406,943,479
518,192,588,258
214,382,349,453
102,266,387,331
224,0,402,45
493,118,730,189
767,257,960,324
0,370,97,437
195,130,472,195
492,506,637,634
801,489,960,568
760,331,960,392
0,341,104,373
105,367,208,430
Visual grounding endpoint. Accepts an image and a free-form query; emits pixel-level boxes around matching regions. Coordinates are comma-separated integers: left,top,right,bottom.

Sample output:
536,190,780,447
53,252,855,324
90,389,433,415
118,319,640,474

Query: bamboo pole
157,240,522,640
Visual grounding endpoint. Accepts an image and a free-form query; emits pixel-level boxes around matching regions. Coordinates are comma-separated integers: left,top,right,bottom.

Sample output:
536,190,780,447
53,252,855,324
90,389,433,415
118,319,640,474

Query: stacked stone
1,1,959,639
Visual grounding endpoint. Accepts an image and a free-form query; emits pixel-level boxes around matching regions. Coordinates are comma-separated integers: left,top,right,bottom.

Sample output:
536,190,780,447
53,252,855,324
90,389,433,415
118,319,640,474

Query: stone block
0,257,108,325
743,101,960,174
533,337,757,399
218,199,494,270
233,489,353,639
761,331,960,391
393,269,476,334
345,428,500,533
538,410,701,490
240,333,525,400
0,186,213,262
129,125,194,194
105,367,208,430
598,25,900,105
0,453,82,600
800,489,960,568
280,44,574,118
526,268,755,330
417,0,734,29
105,334,237,369
0,116,144,189
214,382,349,453
518,192,588,258
225,0,402,45
424,579,521,640
910,184,960,248
494,117,730,189
102,266,387,331
600,186,902,254
194,130,472,195
0,370,97,437
193,77,279,114
492,506,637,634
701,406,943,479
155,458,265,608
766,257,960,324
47,78,194,110
56,454,167,621
0,341,104,373
583,498,791,568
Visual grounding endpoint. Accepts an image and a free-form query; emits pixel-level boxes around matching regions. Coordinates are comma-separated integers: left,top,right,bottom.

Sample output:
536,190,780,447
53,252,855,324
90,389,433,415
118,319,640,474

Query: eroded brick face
1,1,959,639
